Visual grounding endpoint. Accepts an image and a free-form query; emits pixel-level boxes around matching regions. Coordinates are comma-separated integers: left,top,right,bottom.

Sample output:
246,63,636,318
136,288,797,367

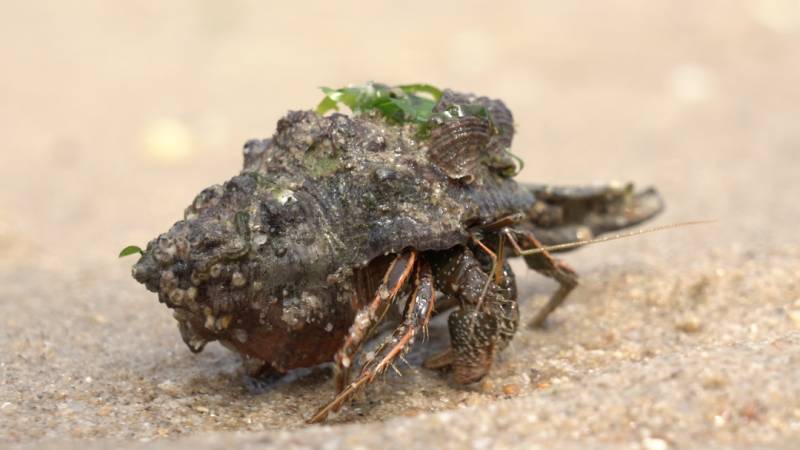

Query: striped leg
333,250,416,392
308,258,436,423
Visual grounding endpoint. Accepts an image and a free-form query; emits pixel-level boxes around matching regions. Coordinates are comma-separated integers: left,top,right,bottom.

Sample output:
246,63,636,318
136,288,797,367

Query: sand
2,1,799,449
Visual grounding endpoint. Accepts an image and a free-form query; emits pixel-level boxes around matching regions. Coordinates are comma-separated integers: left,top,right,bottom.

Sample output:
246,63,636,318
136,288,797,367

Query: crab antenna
518,220,716,256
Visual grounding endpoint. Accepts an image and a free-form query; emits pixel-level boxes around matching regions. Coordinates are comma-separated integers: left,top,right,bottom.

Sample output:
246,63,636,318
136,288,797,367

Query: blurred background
2,1,799,448
2,0,797,270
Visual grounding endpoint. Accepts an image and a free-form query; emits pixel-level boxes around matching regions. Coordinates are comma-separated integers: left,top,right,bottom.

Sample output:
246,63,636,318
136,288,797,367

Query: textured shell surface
131,89,535,368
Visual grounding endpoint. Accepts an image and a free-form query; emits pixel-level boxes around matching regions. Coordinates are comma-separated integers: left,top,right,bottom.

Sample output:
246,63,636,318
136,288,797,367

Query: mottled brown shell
427,115,491,182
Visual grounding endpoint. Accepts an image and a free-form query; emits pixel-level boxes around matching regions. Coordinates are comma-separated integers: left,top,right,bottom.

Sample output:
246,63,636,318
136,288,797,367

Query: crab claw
593,184,664,233
523,182,665,247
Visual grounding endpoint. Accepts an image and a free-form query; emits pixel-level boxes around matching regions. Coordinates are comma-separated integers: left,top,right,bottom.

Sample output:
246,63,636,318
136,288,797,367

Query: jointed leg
504,229,578,328
469,233,506,314
423,294,460,371
427,248,519,384
358,259,436,378
308,259,436,423
333,250,416,392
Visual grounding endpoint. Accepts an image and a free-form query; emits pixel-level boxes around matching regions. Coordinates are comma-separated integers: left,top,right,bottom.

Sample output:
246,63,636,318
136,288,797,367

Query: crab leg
469,233,506,315
503,228,579,328
425,248,519,384
308,259,436,423
333,249,416,392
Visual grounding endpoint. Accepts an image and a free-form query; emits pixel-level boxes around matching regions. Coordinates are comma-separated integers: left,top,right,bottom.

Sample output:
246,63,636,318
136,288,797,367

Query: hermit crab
125,83,663,422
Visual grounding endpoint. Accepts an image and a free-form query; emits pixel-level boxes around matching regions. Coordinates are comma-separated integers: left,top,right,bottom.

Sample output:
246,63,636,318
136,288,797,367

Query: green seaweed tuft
119,245,144,258
315,82,442,124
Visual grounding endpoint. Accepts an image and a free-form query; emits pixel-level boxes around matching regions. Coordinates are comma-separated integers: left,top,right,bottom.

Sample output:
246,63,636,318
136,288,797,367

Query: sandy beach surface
2,1,799,449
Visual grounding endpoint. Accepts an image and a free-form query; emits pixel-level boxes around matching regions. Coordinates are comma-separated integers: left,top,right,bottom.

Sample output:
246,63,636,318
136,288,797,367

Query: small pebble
92,314,108,324
675,315,703,333
0,402,15,415
739,400,764,421
464,393,484,407
403,408,423,417
502,383,521,396
701,374,728,390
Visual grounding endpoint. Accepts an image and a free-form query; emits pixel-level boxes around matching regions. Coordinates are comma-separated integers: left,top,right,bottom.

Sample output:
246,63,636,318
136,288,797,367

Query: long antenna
518,220,715,256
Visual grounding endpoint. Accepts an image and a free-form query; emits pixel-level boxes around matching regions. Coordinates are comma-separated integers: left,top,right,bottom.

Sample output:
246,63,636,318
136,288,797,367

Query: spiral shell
427,115,491,182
